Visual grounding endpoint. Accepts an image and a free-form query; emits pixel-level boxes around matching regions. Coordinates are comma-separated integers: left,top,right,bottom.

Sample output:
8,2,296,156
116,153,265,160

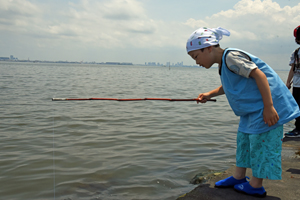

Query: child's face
188,47,213,69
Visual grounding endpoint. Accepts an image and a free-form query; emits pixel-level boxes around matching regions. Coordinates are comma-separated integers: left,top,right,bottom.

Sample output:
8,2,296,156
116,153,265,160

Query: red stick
52,98,216,102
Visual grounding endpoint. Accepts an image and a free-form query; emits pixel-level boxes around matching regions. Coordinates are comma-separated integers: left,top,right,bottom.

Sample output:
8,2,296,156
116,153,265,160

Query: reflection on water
0,62,292,200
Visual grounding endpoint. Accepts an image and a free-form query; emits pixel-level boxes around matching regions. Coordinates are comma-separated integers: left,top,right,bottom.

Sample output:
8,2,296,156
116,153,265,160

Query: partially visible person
285,25,300,138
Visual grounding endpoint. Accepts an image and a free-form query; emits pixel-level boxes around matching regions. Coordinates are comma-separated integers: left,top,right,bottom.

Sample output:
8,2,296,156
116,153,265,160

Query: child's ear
207,46,213,53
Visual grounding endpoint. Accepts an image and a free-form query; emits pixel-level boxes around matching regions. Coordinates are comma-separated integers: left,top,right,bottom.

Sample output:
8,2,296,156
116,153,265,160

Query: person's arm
249,68,279,126
197,85,224,104
286,64,294,89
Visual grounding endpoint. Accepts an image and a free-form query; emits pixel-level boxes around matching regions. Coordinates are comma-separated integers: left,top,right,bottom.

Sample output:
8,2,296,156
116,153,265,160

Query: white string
52,99,56,200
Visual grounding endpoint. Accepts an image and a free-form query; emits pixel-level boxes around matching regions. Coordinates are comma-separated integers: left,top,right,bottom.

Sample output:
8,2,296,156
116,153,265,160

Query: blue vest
220,48,300,134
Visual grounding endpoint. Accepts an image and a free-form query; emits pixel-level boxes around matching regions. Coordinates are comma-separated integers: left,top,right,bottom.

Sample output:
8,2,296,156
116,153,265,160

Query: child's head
186,27,230,68
294,25,300,44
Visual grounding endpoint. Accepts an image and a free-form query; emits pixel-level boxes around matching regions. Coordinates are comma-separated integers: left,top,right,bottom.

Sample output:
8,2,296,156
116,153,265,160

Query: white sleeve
289,48,300,66
289,51,295,66
225,51,257,78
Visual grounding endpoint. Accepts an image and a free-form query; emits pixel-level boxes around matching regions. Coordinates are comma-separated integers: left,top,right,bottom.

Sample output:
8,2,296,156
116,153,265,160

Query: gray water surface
0,62,293,200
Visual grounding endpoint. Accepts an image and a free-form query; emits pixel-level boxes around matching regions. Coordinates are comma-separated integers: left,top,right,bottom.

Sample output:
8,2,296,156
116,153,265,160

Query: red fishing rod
52,97,216,102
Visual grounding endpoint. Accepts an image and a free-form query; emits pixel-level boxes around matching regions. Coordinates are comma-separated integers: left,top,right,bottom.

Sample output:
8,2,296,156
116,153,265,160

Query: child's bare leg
234,167,263,187
249,177,263,188
233,166,246,179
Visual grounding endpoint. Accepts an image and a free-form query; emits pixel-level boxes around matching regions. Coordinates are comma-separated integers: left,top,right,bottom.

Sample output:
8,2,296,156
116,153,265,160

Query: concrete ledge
177,138,300,200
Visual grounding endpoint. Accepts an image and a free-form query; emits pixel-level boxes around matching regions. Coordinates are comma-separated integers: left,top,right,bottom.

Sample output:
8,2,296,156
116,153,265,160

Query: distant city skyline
0,54,196,67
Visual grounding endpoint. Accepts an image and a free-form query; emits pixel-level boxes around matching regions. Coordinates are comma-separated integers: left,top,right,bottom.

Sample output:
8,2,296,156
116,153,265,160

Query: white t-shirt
289,48,300,88
225,51,257,78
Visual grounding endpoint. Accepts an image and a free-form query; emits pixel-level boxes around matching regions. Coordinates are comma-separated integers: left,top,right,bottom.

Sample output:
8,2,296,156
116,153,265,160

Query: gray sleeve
225,51,257,78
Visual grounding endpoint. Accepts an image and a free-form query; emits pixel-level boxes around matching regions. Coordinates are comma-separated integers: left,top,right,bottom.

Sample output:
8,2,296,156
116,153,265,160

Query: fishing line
53,108,55,200
52,95,56,200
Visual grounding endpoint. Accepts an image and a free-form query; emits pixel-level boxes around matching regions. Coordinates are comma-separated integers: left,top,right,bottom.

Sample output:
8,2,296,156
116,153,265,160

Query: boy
186,27,300,197
285,25,300,137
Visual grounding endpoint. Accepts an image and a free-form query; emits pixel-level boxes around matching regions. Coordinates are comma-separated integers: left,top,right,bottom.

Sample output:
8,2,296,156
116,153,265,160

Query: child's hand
197,86,224,104
197,93,211,104
263,106,279,127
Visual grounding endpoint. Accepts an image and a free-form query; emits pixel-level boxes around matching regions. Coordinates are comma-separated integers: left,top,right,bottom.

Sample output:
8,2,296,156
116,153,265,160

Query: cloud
184,0,300,42
54,0,163,48
0,0,42,31
101,0,146,20
0,0,40,17
0,0,157,48
1,0,300,66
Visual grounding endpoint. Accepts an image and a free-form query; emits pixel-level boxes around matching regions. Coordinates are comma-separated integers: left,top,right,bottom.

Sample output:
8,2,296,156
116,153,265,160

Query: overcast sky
0,0,299,69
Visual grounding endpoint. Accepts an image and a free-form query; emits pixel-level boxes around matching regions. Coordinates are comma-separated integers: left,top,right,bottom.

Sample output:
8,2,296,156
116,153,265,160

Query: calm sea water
0,62,293,200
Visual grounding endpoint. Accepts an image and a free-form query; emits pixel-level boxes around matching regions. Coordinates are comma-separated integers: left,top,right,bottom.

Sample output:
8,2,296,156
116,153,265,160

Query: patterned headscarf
186,27,230,53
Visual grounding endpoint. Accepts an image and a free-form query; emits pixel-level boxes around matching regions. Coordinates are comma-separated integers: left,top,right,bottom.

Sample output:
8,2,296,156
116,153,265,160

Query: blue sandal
215,176,248,188
234,182,266,198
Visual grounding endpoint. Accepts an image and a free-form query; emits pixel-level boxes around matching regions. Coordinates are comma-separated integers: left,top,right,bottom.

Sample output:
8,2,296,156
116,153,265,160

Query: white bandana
186,27,230,53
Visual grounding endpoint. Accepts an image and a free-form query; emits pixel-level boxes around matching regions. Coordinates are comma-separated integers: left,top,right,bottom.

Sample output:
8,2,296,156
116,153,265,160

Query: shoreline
177,137,300,200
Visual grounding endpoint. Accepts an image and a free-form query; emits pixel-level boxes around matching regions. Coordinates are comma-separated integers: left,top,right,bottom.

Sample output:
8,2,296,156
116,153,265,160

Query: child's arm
249,68,279,127
286,64,294,89
197,85,224,104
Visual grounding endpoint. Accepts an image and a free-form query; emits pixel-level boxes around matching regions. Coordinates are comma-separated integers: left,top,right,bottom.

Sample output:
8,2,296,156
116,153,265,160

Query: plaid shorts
236,125,283,180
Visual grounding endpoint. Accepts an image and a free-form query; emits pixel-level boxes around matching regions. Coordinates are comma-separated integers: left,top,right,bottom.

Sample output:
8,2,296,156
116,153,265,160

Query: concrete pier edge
177,137,300,200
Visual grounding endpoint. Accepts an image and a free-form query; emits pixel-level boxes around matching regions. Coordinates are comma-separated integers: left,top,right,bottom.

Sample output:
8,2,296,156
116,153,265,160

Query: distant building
146,62,156,66
0,55,18,61
105,62,133,65
120,62,133,65
0,57,9,61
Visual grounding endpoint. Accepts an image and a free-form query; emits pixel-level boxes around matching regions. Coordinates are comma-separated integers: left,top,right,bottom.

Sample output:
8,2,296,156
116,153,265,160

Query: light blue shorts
236,125,283,180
